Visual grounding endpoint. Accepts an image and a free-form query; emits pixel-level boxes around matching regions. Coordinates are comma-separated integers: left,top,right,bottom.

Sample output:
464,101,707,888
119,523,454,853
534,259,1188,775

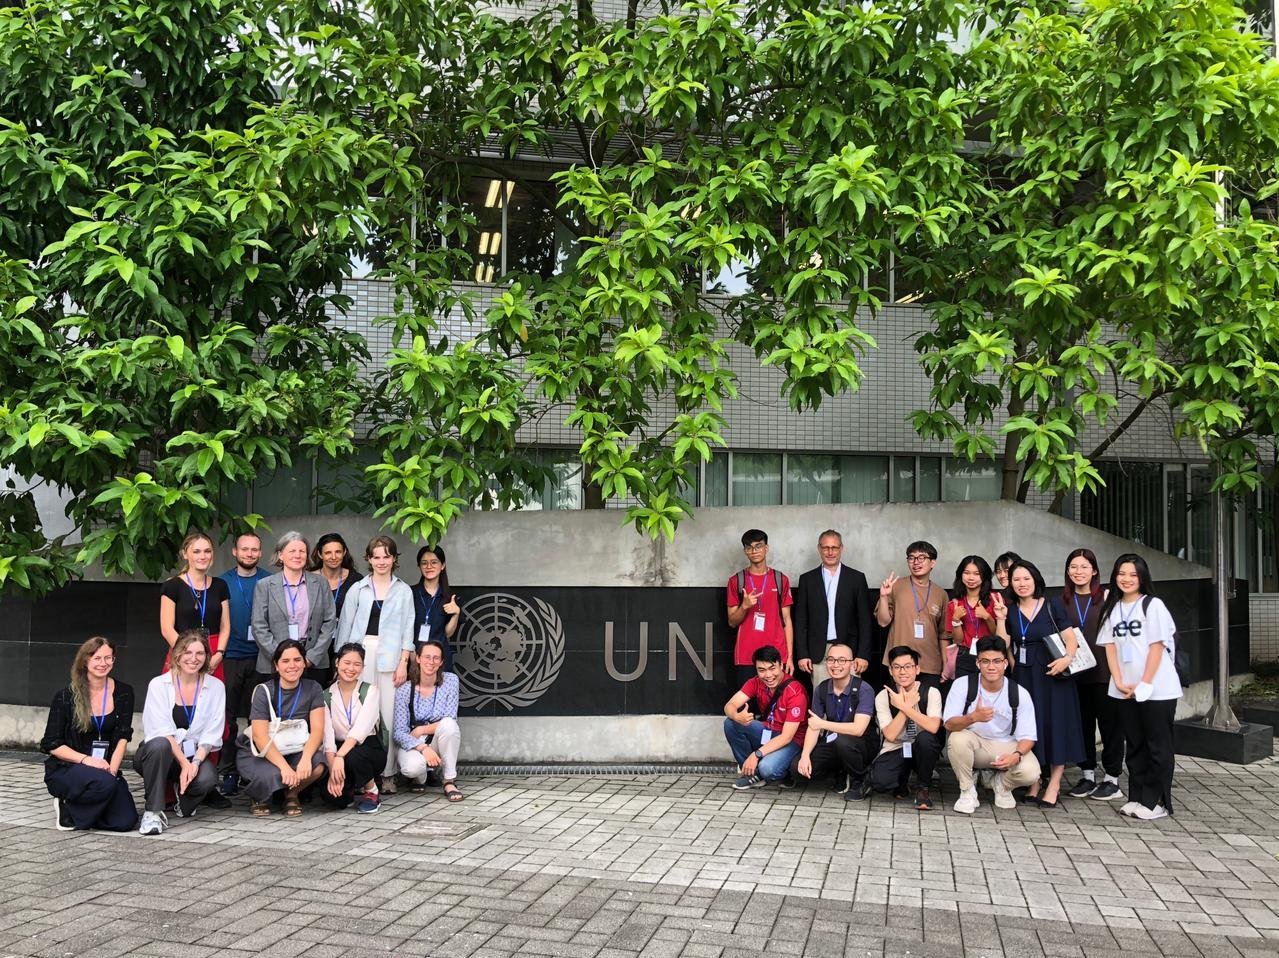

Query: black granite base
1174,718,1274,764
1235,701,1279,735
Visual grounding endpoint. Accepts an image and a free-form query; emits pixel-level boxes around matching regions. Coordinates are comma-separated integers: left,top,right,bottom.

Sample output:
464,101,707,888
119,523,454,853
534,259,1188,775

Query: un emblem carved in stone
455,593,565,710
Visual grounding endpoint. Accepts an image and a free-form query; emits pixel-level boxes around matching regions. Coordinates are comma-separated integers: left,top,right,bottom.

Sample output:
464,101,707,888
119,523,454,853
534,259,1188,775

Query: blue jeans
723,718,801,781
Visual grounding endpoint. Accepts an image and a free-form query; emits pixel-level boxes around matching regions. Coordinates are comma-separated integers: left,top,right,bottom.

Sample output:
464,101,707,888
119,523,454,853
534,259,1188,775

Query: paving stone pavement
2,747,1278,957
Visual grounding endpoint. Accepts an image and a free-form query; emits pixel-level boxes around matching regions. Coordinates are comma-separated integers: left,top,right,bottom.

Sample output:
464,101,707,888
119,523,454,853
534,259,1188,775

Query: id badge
913,622,925,640
1121,642,1136,664
182,738,196,759
903,742,913,759
1018,645,1027,665
246,626,254,644
753,612,766,632
760,729,773,744
418,624,430,644
288,623,301,641
90,740,109,761
825,732,837,744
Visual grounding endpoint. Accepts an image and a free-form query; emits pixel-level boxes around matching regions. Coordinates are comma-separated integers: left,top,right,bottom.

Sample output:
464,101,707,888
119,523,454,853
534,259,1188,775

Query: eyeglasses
420,654,444,663
744,543,767,552
889,662,916,672
825,656,852,665
419,560,442,568
976,657,1006,667
906,553,932,563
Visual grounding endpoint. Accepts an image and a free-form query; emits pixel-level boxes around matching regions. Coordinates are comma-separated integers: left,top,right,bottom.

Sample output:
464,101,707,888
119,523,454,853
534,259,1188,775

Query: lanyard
746,572,768,602
277,682,302,721
964,599,979,636
911,581,932,618
1073,594,1092,629
1016,599,1042,640
175,675,200,728
339,687,358,728
417,585,439,621
1118,597,1141,630
185,573,208,627
91,682,108,739
234,572,256,608
283,576,303,621
416,686,439,721
332,572,347,604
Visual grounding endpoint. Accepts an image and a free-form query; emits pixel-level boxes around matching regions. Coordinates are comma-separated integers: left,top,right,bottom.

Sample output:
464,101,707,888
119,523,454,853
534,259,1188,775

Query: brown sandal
443,781,464,803
283,791,303,816
250,801,271,817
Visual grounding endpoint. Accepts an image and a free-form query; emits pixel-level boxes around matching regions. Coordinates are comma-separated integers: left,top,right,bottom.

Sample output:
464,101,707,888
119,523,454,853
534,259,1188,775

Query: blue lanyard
339,687,358,728
1073,594,1092,629
91,682,108,740
283,576,303,621
332,572,348,604
964,599,979,636
1016,599,1042,640
233,572,255,608
175,675,200,728
276,682,302,721
1118,597,1141,628
185,573,208,627
416,586,439,621
911,581,932,617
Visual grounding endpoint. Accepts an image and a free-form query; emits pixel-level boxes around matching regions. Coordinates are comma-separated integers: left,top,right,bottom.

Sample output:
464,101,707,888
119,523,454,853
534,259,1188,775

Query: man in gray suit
251,530,338,686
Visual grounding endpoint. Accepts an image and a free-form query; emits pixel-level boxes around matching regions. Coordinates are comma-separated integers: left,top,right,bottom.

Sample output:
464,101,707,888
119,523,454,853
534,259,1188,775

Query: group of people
40,530,466,835
722,529,1184,822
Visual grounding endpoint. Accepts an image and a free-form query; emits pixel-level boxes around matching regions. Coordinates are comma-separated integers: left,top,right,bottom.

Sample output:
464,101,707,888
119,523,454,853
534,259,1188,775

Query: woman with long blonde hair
160,530,231,679
40,636,138,831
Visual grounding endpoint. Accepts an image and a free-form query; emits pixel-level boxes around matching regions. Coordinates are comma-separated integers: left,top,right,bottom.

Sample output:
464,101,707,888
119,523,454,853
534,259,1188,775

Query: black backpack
1141,595,1191,687
736,568,784,611
963,675,1019,731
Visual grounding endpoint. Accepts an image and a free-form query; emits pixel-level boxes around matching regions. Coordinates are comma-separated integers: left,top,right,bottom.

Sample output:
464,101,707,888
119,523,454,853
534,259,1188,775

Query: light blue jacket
336,576,415,673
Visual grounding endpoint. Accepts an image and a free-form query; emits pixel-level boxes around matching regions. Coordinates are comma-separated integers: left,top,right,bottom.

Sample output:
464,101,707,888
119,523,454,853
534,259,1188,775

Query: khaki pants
947,729,1042,792
397,717,461,782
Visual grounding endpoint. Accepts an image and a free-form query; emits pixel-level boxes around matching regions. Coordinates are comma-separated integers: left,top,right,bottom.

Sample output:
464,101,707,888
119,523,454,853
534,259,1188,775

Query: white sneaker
1132,804,1169,821
139,810,168,836
1118,801,1140,817
992,776,1016,809
953,787,979,814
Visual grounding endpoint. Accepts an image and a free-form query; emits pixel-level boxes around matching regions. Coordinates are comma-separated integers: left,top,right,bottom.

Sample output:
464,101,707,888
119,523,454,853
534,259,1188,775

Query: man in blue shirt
217,532,269,796
790,642,879,800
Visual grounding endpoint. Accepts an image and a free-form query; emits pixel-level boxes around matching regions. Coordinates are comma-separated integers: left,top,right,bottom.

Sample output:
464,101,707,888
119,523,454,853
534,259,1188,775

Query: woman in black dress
40,636,138,831
159,530,230,678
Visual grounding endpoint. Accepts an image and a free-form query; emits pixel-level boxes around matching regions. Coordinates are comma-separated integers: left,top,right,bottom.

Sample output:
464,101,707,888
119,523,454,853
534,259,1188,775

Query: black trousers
868,730,942,792
1077,682,1125,777
218,658,263,776
1119,697,1177,812
45,763,138,831
320,735,389,809
789,733,878,786
134,738,217,814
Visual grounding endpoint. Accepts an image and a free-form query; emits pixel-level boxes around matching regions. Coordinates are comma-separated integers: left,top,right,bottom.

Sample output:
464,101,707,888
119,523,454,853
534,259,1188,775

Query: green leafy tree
0,0,405,589
912,0,1279,504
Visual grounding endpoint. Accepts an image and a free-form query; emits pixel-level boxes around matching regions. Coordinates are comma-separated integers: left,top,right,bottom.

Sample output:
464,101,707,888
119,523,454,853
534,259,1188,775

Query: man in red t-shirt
726,529,794,687
722,644,808,789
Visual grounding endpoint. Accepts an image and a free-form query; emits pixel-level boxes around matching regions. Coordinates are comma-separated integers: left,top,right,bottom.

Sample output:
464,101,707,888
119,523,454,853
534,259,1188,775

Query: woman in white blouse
322,643,388,813
134,630,227,836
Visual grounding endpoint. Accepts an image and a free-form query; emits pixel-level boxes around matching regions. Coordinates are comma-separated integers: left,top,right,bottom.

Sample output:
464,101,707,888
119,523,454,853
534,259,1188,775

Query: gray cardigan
250,571,337,672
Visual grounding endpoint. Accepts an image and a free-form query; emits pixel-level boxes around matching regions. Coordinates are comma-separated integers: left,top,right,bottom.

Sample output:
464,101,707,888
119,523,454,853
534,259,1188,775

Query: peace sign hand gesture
879,573,899,597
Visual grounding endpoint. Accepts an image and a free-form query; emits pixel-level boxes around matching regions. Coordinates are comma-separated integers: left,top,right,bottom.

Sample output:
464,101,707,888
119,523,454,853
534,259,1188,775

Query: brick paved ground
1,747,1277,957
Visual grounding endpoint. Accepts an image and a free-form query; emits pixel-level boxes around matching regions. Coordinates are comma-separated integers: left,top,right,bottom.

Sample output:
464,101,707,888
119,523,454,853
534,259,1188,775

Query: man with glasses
727,529,794,687
875,540,948,691
942,636,1040,814
789,642,878,799
793,530,873,689
869,646,943,810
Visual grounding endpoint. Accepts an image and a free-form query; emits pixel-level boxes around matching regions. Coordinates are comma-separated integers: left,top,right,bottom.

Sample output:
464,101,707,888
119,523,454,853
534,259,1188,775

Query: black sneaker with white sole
1089,781,1123,801
1067,778,1096,798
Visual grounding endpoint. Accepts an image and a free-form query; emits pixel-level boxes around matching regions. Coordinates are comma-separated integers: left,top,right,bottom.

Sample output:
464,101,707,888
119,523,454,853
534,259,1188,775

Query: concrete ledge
1236,702,1279,734
1174,718,1275,764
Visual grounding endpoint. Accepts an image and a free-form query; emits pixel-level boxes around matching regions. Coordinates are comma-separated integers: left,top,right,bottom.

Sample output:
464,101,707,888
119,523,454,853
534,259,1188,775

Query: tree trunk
1000,391,1025,500
582,469,605,509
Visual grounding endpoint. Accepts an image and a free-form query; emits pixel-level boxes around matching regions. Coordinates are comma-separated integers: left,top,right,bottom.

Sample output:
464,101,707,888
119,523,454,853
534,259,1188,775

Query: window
731,452,783,506
250,460,315,517
703,452,729,507
460,177,580,283
942,457,1000,501
787,454,888,505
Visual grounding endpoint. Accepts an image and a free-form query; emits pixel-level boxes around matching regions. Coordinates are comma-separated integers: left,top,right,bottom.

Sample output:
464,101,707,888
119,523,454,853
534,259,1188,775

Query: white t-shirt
942,676,1037,743
1095,595,1182,701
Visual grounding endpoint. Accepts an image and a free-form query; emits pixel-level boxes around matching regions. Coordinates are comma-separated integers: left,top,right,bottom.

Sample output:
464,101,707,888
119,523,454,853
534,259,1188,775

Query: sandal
443,781,464,803
409,780,428,793
250,801,271,818
284,791,303,817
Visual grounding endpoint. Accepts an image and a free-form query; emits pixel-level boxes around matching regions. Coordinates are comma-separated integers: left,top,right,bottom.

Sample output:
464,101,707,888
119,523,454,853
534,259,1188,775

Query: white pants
360,636,398,777
397,717,461,782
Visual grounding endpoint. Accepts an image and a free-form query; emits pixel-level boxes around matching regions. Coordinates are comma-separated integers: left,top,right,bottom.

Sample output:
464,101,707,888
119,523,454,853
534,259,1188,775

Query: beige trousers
397,717,461,782
946,728,1042,792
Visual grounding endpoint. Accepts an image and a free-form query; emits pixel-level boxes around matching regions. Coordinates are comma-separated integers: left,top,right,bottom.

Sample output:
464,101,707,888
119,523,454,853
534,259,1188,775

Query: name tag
288,623,301,641
90,740,109,761
825,731,837,744
246,626,254,644
903,742,913,759
913,622,925,640
1121,642,1136,664
753,612,766,632
418,624,430,644
182,738,196,759
1018,645,1027,665
760,729,773,744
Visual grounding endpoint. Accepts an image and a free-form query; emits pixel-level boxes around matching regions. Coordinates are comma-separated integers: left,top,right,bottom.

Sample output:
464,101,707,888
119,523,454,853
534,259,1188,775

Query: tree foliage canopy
2,0,1279,594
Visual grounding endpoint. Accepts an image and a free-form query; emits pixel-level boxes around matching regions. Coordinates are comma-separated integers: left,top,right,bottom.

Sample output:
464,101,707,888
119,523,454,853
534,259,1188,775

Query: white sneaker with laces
139,810,168,836
1118,801,1140,817
953,787,979,815
1132,804,1169,821
992,776,1016,809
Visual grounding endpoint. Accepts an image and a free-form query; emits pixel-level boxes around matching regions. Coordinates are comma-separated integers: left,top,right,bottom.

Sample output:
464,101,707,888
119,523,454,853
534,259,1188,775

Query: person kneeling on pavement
723,644,808,789
942,636,1040,814
869,646,943,810
135,630,226,835
321,643,389,814
790,642,878,800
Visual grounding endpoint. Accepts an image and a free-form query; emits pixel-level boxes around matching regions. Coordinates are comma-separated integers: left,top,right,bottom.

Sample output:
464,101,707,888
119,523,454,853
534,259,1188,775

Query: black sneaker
844,778,870,802
778,774,797,790
1068,778,1096,799
54,798,75,831
220,773,239,797
203,790,232,810
1089,781,1123,801
832,773,850,795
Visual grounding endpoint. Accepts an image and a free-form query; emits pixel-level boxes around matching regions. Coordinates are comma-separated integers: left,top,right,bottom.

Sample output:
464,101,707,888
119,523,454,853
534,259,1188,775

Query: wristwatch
753,749,764,760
